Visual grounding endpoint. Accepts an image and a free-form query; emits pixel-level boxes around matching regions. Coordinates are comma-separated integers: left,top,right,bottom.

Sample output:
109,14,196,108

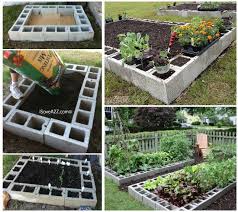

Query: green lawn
3,4,101,49
3,155,19,177
105,2,236,105
105,179,152,210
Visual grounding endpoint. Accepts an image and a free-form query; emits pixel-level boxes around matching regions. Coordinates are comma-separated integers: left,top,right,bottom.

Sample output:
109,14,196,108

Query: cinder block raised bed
105,159,195,186
3,156,97,208
105,19,236,104
3,64,101,153
8,5,94,41
128,174,235,210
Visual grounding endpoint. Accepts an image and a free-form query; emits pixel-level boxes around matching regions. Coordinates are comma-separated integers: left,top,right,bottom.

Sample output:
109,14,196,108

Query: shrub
160,133,193,161
191,121,201,125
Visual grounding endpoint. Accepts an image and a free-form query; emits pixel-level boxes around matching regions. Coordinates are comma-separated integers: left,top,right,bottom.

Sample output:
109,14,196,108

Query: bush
191,121,201,125
160,133,193,161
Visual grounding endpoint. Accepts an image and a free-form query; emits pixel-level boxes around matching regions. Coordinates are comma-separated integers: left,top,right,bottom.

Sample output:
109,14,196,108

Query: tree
133,108,176,131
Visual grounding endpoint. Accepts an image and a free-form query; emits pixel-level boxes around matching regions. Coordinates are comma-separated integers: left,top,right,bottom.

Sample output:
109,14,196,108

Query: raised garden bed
128,159,236,210
105,159,194,186
3,156,97,208
158,3,236,18
3,63,101,152
8,5,94,41
105,18,236,104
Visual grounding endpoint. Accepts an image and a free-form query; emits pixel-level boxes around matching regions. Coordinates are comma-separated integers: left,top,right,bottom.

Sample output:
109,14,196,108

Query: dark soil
105,20,182,58
153,69,175,80
171,57,190,67
20,72,84,123
15,161,81,188
170,3,236,11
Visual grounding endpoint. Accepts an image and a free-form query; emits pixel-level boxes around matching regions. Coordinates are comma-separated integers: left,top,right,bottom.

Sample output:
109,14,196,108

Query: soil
153,69,175,80
170,3,236,11
15,161,81,189
105,20,182,58
26,14,76,25
171,57,190,67
20,72,84,123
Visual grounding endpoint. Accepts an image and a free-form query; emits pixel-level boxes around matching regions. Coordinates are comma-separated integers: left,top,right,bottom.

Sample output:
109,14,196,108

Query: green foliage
144,157,236,206
160,133,193,161
207,144,236,162
191,121,201,125
199,2,220,10
118,32,149,63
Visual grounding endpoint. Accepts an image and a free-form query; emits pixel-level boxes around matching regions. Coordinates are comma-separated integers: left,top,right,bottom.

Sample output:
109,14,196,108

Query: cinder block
3,104,14,122
4,109,50,143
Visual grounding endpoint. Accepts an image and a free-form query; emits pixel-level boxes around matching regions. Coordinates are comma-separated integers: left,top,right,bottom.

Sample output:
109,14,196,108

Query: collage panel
105,107,236,210
3,154,102,210
104,1,236,105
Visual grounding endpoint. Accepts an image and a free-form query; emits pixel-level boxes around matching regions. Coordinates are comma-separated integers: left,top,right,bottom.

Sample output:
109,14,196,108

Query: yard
105,107,236,210
105,2,236,105
3,3,102,49
3,50,102,153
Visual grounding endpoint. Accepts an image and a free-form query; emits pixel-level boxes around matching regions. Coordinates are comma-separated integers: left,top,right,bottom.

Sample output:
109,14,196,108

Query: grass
105,179,152,210
3,155,19,177
105,2,236,105
3,4,101,49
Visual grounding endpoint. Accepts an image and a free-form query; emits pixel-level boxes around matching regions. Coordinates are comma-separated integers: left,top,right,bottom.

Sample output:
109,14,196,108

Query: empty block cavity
79,100,92,111
33,27,43,32
80,19,88,24
84,182,93,188
20,14,27,18
51,189,63,196
82,192,93,199
88,73,97,79
46,27,55,32
76,111,89,125
23,27,32,32
19,86,28,94
39,187,50,195
69,127,85,142
90,67,99,74
5,96,18,106
3,181,11,189
83,174,91,180
24,186,35,193
67,64,73,69
27,117,45,131
85,81,96,89
12,184,24,191
3,105,12,118
16,19,24,25
68,191,79,198
11,112,28,125
81,26,90,32
7,174,16,181
22,78,32,86
83,88,94,98
50,122,66,136
76,65,85,70
70,26,80,32
57,27,66,32
12,26,20,31
13,167,21,172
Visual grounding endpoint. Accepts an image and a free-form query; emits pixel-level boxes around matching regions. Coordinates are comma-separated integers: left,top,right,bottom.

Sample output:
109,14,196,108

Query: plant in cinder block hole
153,50,170,74
117,32,151,68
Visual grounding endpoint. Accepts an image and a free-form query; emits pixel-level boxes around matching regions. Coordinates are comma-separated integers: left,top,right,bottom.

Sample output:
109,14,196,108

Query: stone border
88,2,102,28
3,156,97,208
3,64,101,153
128,173,236,210
105,19,236,104
105,159,195,186
158,8,236,19
8,5,94,41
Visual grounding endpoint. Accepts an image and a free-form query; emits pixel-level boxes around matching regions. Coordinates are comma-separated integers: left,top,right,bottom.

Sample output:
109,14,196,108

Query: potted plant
117,32,150,66
153,51,170,74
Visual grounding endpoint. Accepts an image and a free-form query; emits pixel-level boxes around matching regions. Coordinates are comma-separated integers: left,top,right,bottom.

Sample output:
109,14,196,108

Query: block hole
83,174,91,180
51,189,62,196
76,65,85,70
3,181,11,189
39,187,50,195
13,167,20,172
57,27,65,32
79,15,85,19
83,88,94,98
82,192,93,199
22,78,32,85
20,14,27,18
23,27,32,32
17,161,24,166
81,26,89,32
69,127,85,142
11,112,28,125
90,67,99,74
12,184,23,191
3,105,11,118
76,111,89,125
50,122,66,136
68,191,79,198
22,156,30,159
66,6,73,8
5,96,18,106
77,10,82,13
84,182,93,188
79,100,92,111
33,27,42,32
19,85,28,94
88,73,97,80
23,10,30,13
67,64,73,69
46,27,55,32
24,186,35,193
85,81,96,89
70,27,80,32
80,20,87,24
16,20,24,25
12,26,20,31
27,117,45,131
82,167,89,171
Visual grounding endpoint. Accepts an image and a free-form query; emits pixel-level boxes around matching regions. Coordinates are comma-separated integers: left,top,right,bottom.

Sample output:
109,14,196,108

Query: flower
216,33,220,37
207,35,213,41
